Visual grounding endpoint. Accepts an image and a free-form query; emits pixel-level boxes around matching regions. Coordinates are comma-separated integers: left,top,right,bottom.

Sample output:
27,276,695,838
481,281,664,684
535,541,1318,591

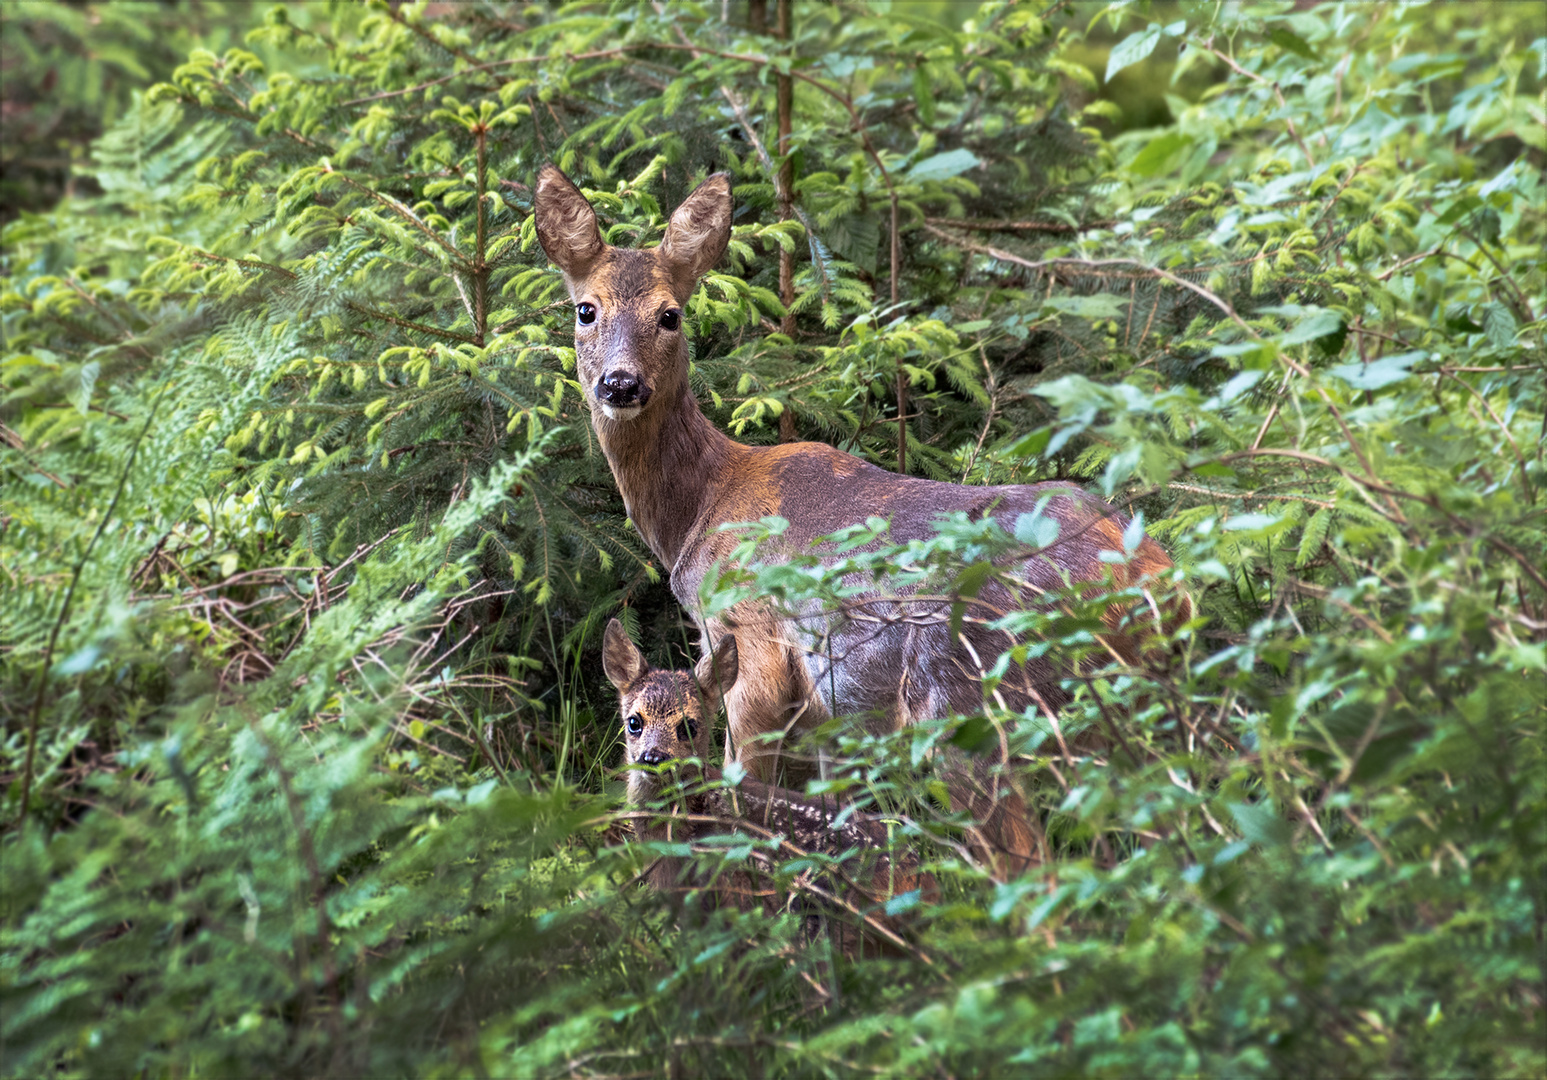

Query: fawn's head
602,619,738,801
534,167,733,423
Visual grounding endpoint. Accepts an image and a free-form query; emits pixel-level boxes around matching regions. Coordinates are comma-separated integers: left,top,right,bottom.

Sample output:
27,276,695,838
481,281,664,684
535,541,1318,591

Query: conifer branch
344,302,479,344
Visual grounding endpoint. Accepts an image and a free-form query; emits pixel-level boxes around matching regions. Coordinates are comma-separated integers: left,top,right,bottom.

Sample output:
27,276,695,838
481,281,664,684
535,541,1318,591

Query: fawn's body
539,167,1189,872
605,619,927,954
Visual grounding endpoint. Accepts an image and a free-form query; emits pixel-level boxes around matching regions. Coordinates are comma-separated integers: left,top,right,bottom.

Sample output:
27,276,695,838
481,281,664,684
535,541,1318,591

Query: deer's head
534,167,733,423
602,618,737,803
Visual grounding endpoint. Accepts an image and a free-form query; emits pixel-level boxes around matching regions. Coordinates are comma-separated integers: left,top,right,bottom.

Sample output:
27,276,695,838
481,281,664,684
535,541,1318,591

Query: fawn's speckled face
619,670,711,768
601,619,737,802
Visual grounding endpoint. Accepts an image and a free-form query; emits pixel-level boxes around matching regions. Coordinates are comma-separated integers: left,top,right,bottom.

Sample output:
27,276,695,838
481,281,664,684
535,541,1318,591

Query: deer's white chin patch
597,401,644,422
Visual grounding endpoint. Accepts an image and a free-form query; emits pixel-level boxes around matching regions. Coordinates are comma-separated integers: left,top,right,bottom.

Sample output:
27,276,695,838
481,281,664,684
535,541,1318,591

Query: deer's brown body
539,168,1187,871
604,619,928,954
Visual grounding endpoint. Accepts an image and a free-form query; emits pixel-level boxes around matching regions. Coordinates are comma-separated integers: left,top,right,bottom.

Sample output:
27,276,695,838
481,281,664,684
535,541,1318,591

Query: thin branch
922,223,1408,521
1193,36,1315,167
1442,371,1535,504
344,302,480,345
925,216,1113,234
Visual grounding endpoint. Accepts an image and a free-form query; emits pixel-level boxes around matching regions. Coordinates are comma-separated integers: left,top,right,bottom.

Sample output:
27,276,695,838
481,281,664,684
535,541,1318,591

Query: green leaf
1042,293,1128,319
913,66,937,126
1279,309,1343,346
1268,26,1319,60
1122,511,1146,555
1106,25,1162,82
906,148,980,183
75,361,101,415
1223,513,1281,532
1482,303,1517,349
1127,131,1192,177
1014,509,1061,549
1329,351,1423,390
950,560,994,635
1227,800,1290,846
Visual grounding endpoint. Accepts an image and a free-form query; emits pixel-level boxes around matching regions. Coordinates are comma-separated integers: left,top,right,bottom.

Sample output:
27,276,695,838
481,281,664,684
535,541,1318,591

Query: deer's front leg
705,611,826,786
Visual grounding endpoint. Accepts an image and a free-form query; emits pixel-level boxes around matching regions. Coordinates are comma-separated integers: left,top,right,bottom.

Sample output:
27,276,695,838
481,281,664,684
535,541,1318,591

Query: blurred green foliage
0,1,299,221
2,1,1543,1076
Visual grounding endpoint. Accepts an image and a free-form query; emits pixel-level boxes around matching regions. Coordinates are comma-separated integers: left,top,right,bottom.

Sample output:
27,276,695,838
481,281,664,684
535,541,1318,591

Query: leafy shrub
2,2,1542,1076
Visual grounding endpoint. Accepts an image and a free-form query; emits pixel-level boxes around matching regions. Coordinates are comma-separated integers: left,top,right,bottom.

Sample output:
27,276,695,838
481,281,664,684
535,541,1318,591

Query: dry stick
1374,246,1482,282
960,341,1002,481
1,423,70,489
611,809,938,968
16,374,172,827
925,216,1113,234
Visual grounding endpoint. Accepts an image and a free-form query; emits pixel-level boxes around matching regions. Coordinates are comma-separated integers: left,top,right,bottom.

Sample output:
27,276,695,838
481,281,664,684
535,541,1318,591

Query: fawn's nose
597,370,651,407
636,746,674,766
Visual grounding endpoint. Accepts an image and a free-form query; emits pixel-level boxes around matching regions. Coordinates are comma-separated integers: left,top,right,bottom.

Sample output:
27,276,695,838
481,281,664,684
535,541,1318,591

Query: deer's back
673,441,1179,725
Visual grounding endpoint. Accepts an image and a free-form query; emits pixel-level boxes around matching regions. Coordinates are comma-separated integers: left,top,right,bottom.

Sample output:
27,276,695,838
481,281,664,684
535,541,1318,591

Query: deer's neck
594,386,739,571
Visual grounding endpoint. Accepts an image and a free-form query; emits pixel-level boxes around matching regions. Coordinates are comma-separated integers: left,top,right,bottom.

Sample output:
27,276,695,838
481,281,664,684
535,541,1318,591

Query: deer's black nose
637,747,674,766
597,371,650,407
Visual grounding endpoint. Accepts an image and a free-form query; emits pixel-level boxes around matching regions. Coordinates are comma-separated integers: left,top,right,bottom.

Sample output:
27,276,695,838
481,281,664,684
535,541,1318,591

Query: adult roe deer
605,618,930,955
536,167,1189,873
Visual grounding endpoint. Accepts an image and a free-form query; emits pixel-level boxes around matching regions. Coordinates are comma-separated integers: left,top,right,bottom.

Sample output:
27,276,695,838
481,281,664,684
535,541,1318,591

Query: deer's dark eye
658,309,680,332
625,714,643,736
577,302,597,325
675,721,690,743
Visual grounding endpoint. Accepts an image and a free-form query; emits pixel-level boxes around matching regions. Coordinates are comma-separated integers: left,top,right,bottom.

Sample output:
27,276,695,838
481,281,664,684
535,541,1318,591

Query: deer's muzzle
636,737,681,766
596,370,651,412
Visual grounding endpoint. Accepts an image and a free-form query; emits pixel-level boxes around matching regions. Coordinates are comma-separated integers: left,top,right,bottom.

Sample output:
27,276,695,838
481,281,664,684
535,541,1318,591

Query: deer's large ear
693,634,739,716
658,173,733,296
602,618,647,692
534,165,606,287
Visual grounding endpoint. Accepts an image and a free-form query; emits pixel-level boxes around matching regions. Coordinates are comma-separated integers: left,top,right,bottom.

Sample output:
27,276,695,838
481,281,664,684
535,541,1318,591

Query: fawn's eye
625,714,643,736
577,302,597,325
657,309,680,332
675,721,689,742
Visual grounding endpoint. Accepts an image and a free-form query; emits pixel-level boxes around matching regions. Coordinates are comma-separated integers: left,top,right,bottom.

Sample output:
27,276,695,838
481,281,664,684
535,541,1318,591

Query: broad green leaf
906,148,980,182
1106,25,1161,82
1128,131,1192,176
1269,26,1318,60
1329,351,1423,390
1228,800,1291,847
1280,309,1343,346
1042,293,1128,319
1482,303,1517,348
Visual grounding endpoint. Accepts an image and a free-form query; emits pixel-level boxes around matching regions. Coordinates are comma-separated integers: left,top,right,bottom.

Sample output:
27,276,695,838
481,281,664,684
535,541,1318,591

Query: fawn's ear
693,634,739,715
534,165,606,288
658,173,733,298
602,618,647,692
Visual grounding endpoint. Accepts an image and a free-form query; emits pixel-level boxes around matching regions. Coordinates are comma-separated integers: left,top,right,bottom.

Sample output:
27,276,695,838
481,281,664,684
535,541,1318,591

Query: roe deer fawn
605,618,929,955
538,167,1190,875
